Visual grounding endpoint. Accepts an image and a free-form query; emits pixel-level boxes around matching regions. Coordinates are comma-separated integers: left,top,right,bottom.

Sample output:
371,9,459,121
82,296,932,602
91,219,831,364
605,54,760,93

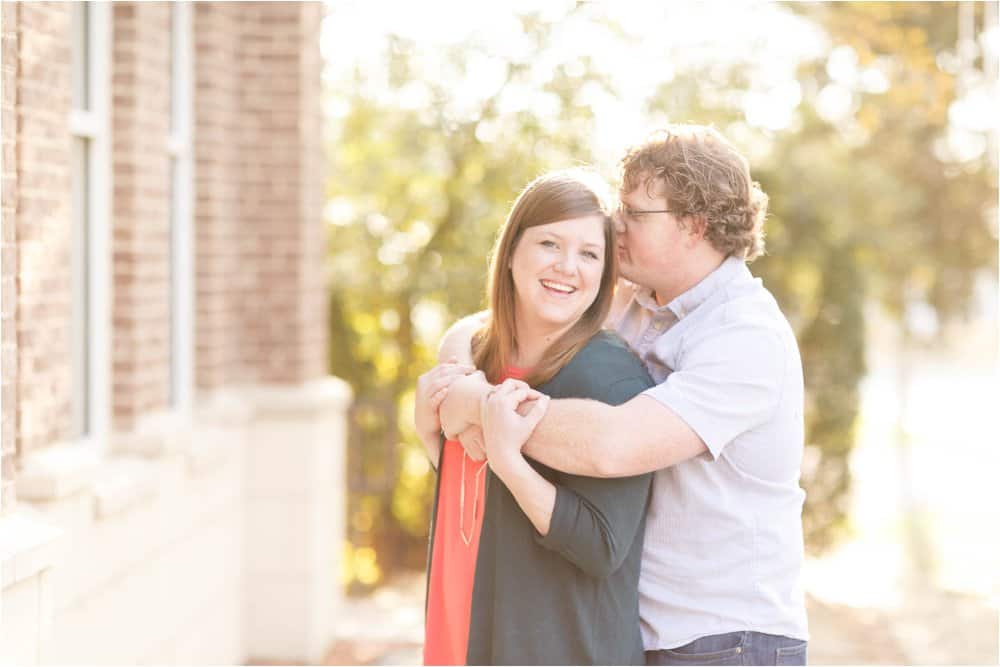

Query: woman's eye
541,240,557,248
583,251,600,260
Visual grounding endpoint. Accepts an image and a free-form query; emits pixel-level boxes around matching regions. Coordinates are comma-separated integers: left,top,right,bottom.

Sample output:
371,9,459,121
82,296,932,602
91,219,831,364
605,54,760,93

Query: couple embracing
414,124,809,666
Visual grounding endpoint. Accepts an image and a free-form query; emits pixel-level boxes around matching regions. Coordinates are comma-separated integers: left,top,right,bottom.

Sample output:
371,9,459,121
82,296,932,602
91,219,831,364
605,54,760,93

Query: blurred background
320,1,999,664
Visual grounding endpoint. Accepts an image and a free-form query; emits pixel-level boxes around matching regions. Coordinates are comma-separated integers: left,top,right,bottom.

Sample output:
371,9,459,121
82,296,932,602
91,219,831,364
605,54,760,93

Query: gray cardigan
428,330,654,665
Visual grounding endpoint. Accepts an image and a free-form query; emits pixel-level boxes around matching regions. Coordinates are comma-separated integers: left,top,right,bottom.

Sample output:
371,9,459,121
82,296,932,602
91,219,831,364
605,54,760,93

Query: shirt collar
634,256,748,320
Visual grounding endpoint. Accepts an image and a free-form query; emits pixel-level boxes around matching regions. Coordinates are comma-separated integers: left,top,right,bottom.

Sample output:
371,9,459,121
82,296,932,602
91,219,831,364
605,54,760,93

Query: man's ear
685,215,708,244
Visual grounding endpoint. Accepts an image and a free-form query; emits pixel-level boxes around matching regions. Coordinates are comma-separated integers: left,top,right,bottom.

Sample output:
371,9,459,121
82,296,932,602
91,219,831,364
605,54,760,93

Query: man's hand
439,370,492,439
455,382,545,462
414,360,476,451
455,425,486,461
481,379,550,476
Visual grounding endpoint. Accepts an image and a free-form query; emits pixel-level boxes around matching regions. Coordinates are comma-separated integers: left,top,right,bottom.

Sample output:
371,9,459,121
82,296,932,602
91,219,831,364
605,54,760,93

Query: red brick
7,0,327,500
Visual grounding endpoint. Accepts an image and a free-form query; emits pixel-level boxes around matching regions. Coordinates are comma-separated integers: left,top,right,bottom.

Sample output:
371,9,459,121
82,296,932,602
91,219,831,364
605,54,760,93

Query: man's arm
434,311,489,438
449,319,783,478
413,361,477,468
435,311,704,476
443,376,707,476
521,394,708,478
520,322,787,477
437,311,487,364
438,370,543,440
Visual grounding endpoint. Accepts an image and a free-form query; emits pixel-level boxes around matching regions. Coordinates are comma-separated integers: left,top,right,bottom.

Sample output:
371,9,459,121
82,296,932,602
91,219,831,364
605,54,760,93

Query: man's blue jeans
645,631,807,665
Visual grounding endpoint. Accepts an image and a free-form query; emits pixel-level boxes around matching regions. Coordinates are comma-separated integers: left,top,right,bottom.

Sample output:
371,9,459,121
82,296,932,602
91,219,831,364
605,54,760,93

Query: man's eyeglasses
616,202,674,223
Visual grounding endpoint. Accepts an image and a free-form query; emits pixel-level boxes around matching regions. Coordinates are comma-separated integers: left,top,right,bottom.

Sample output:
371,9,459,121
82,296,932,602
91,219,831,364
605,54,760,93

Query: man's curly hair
620,125,768,261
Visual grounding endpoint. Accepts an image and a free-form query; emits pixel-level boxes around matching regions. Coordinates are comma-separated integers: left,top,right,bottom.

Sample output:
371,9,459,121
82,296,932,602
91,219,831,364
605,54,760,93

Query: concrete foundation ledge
111,410,196,459
0,509,64,590
92,458,160,520
242,375,352,665
16,442,103,503
244,376,353,419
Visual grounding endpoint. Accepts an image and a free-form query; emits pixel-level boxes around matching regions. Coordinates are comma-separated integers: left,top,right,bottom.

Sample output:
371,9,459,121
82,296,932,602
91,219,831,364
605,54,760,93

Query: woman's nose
555,253,577,274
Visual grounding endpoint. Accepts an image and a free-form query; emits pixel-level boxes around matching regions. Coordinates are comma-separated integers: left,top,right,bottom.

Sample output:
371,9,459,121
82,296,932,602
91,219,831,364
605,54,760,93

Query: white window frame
70,1,111,449
1,2,6,510
168,1,194,418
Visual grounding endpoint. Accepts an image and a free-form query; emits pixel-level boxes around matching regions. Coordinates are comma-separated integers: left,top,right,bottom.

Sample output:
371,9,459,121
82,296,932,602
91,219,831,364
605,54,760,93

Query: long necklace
459,450,489,547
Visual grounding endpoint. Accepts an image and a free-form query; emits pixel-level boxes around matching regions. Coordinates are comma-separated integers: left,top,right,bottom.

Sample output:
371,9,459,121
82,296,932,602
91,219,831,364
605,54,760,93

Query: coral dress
423,368,525,666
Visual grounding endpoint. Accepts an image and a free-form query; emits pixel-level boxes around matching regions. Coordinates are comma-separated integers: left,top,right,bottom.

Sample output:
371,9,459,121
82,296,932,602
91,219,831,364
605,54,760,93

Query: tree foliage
326,11,618,589
774,1,997,548
325,3,998,587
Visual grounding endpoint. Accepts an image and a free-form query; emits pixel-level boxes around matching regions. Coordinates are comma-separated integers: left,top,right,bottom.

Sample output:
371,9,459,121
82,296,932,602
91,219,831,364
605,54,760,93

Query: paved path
323,573,998,665
323,574,425,666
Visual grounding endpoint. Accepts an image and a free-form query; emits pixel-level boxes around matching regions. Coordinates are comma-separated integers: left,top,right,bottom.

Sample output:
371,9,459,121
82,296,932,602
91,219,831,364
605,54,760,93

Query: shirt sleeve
643,321,786,459
534,444,652,578
531,342,654,578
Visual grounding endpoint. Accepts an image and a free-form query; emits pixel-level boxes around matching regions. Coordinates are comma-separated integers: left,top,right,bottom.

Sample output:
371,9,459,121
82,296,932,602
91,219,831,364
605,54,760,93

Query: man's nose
613,212,627,234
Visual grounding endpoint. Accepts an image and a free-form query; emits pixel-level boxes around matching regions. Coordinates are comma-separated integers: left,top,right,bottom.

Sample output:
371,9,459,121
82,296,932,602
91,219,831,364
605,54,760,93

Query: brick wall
193,2,247,393
110,2,172,432
292,0,328,384
2,1,19,512
5,0,328,470
195,1,327,391
14,2,73,456
113,0,331,420
237,1,327,385
297,1,328,383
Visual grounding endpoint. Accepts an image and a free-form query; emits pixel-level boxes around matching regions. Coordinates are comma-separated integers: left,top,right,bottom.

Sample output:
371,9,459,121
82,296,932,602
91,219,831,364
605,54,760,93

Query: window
70,1,110,444
168,2,194,414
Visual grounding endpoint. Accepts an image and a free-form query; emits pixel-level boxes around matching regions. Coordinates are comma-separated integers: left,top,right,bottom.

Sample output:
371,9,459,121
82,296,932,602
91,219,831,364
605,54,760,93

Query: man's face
615,179,691,297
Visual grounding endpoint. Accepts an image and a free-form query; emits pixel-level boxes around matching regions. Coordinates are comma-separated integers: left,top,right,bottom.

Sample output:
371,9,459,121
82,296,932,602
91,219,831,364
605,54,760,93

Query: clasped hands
476,379,550,474
419,362,550,470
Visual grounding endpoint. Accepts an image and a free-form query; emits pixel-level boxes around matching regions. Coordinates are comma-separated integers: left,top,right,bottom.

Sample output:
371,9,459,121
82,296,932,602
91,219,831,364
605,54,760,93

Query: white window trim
71,1,112,451
1,2,6,512
168,1,195,419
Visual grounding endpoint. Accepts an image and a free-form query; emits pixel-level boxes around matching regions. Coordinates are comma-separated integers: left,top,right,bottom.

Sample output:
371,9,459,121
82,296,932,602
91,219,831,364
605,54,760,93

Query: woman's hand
414,360,477,465
480,379,550,476
480,380,556,536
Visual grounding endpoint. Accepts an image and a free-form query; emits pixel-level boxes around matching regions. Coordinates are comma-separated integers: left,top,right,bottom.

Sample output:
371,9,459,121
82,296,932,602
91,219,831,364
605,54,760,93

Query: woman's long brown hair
472,169,618,388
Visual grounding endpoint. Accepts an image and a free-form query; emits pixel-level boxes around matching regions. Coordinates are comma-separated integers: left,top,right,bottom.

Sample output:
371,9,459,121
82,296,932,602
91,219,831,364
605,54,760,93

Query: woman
414,170,653,665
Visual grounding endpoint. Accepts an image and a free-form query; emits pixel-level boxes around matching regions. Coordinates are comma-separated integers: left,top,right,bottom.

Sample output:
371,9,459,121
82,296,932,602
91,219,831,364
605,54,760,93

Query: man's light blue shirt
610,256,809,649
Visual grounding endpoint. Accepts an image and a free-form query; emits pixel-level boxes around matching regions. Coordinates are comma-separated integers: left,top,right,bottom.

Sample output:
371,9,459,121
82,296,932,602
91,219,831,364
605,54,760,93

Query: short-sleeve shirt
609,256,809,649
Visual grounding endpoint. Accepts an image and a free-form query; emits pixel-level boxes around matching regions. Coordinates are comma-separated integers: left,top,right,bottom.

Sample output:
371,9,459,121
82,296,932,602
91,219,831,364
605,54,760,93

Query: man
434,124,808,665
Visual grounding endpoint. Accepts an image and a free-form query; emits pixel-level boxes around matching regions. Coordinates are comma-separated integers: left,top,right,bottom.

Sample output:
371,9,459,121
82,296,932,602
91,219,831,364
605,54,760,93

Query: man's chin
618,263,640,284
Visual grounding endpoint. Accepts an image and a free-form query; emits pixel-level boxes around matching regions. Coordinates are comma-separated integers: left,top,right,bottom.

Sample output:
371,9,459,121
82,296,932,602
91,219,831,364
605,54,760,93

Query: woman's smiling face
510,214,607,335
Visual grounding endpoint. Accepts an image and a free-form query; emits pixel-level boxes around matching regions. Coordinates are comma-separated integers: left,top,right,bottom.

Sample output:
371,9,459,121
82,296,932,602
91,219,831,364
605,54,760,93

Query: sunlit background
319,2,999,664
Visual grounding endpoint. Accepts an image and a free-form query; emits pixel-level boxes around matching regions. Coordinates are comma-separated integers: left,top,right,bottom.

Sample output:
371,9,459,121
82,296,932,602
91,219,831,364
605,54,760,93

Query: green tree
645,2,997,549
325,2,998,586
326,10,619,589
800,1,997,572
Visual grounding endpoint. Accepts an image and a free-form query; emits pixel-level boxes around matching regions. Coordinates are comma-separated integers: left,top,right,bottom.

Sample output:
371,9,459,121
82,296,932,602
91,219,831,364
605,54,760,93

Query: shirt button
735,647,743,654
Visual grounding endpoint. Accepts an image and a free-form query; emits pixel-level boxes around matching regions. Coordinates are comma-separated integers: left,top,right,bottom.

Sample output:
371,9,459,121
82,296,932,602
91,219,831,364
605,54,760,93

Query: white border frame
70,1,112,449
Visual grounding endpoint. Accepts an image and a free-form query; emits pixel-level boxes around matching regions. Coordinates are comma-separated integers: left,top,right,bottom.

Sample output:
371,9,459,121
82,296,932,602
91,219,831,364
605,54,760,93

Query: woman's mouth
540,279,577,296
